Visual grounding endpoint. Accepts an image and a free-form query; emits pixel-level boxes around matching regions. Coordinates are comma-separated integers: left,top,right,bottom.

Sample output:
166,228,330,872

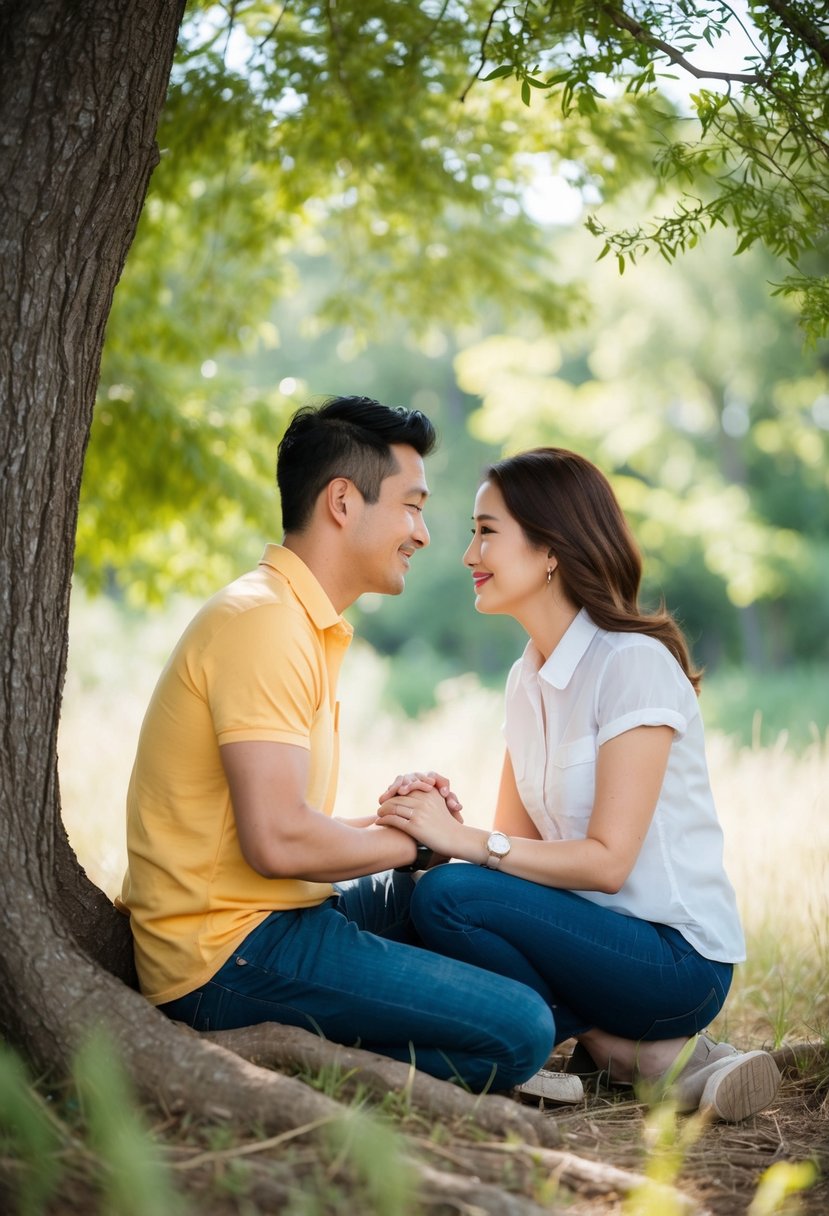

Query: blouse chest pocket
547,735,597,830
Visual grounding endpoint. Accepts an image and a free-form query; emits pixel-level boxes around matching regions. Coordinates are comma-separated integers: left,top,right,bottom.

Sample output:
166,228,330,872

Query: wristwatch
484,830,511,869
394,843,433,873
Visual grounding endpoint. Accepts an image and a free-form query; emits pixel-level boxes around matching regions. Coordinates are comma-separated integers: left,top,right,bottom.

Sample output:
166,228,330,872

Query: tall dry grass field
58,595,828,1050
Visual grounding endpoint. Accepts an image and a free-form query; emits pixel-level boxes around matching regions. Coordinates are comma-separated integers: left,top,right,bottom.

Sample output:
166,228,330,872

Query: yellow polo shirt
120,545,353,1004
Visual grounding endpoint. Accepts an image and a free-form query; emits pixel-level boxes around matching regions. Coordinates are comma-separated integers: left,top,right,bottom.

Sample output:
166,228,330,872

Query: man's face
349,444,430,596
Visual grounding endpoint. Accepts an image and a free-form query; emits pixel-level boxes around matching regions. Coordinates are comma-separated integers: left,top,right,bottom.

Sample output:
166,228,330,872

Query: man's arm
220,739,418,880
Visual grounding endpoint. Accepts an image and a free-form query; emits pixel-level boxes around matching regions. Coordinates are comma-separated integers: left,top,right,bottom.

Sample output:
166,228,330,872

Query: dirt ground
166,1064,828,1216
160,1053,829,1216
529,1066,829,1215
2,1049,826,1215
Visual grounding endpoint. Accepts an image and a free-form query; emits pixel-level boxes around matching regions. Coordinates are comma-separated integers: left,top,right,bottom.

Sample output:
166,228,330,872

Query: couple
120,394,780,1122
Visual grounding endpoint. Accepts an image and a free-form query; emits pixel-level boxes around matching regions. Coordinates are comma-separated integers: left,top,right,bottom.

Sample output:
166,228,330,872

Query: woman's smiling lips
472,573,492,591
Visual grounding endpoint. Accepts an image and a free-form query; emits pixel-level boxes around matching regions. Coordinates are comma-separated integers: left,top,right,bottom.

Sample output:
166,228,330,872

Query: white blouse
503,609,745,962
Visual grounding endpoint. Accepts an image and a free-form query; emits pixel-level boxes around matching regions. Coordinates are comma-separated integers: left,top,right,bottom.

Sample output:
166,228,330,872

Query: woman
377,447,780,1122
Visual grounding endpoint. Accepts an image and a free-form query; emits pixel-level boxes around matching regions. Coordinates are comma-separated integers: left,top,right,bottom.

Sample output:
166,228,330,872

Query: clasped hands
375,770,465,860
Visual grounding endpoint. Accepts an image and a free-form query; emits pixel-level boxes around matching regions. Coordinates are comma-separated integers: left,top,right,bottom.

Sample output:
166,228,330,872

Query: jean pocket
639,986,724,1040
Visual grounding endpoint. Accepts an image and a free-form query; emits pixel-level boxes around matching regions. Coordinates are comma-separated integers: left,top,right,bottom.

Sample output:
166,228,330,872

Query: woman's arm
377,725,673,894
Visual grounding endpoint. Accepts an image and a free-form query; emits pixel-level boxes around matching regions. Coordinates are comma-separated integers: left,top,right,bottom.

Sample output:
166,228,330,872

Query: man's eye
406,504,423,512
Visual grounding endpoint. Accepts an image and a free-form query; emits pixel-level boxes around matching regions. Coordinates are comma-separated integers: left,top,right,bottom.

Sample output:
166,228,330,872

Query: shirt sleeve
202,603,322,747
595,640,691,747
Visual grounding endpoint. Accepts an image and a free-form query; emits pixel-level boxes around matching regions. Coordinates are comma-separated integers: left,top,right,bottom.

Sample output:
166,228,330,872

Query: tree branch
763,0,829,68
256,0,290,52
600,3,766,85
460,1,505,102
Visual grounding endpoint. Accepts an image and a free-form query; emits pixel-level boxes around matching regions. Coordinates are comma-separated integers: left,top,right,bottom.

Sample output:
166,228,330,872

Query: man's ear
325,477,356,529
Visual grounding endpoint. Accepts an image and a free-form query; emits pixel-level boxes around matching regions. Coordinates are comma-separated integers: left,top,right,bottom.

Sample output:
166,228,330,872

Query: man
120,395,553,1091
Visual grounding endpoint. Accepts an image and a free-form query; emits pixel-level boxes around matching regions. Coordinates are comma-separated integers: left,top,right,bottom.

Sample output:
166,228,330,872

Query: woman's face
463,480,550,618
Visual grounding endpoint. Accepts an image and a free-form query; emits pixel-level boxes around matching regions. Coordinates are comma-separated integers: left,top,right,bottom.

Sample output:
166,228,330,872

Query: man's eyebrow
406,485,430,499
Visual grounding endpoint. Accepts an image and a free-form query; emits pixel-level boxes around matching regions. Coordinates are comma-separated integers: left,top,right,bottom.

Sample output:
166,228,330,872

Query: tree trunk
0,0,185,1067
0,9,554,1162
0,0,338,1135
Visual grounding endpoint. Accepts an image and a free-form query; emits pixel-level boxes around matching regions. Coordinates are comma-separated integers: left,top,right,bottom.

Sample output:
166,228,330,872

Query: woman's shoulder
590,625,690,681
595,628,676,660
592,628,696,701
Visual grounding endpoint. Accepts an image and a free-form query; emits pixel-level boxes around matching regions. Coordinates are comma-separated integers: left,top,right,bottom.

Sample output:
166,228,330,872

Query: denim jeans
411,864,733,1044
158,870,554,1091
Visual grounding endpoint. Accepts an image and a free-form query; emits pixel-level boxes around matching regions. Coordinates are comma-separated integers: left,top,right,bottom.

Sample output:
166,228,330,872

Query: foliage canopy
79,1,829,672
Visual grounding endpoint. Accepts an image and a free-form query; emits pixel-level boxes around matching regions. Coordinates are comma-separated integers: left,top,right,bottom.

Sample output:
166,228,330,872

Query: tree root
411,1157,554,1215
771,1040,829,1077
200,1022,561,1147
419,1140,714,1215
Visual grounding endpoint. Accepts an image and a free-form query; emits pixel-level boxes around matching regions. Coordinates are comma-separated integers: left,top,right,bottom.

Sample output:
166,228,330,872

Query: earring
546,568,553,585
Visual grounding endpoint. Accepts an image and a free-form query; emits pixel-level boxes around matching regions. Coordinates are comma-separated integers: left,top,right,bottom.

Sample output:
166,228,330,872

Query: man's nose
413,515,430,548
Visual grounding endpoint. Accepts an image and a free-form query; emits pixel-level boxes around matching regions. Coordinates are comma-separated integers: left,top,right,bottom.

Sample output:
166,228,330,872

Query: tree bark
0,2,352,1136
0,0,184,1064
0,9,558,1165
202,1023,562,1147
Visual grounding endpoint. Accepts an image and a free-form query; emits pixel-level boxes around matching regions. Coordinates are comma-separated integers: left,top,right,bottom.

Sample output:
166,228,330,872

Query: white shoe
515,1068,585,1105
697,1050,781,1121
652,1034,781,1121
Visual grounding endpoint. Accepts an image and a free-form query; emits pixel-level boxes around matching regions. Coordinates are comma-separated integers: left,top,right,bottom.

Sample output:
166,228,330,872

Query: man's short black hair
277,395,437,533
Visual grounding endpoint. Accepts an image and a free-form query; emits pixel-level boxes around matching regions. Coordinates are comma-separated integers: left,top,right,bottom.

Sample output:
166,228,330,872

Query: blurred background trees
74,0,829,724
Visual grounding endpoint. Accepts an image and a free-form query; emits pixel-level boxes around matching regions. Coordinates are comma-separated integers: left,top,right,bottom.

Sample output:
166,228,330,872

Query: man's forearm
248,811,419,881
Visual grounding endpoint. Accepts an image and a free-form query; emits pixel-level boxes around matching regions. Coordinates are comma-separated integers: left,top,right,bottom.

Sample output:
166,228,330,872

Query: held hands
378,771,463,818
375,785,464,860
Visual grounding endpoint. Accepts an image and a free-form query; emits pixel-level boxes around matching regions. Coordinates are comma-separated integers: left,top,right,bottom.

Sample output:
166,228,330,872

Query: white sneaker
697,1050,781,1121
515,1068,585,1105
652,1034,781,1121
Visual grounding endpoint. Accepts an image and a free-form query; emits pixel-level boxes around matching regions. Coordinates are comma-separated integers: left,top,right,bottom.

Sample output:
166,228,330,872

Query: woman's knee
411,862,479,933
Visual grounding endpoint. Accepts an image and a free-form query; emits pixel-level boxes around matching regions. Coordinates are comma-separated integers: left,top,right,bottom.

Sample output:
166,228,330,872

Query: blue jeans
411,865,733,1044
158,870,554,1091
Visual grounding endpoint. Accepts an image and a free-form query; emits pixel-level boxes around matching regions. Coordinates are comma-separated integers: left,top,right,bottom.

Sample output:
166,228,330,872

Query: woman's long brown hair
486,448,702,693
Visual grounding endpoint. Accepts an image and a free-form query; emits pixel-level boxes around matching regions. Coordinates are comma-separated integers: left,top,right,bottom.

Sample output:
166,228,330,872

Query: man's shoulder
196,561,307,621
181,567,313,658
216,564,300,614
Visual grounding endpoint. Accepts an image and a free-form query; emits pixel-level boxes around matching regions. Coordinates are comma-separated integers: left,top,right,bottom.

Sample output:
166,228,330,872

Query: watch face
488,831,510,857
